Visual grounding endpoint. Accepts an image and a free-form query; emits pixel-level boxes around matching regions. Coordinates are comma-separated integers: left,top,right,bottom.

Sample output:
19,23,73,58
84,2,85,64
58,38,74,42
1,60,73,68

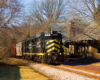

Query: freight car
11,31,65,64
10,44,16,57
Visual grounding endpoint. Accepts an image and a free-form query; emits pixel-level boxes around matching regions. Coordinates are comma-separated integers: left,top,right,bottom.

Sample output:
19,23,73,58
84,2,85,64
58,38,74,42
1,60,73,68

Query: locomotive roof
26,37,33,41
41,31,58,34
34,34,41,38
34,31,61,39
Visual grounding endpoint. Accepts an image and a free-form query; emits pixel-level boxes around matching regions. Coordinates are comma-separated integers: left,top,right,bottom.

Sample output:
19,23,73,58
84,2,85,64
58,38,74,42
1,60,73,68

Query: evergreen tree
24,31,30,40
11,37,17,44
48,26,51,31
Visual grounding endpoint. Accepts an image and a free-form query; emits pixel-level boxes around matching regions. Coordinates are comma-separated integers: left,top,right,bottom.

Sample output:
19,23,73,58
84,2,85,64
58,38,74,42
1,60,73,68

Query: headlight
48,53,51,56
60,53,62,55
51,31,53,34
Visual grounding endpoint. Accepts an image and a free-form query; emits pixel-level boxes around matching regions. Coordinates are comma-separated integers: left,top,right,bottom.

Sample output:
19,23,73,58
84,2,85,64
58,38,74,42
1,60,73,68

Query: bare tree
28,0,68,30
0,0,23,30
0,0,24,45
0,0,24,58
69,0,100,28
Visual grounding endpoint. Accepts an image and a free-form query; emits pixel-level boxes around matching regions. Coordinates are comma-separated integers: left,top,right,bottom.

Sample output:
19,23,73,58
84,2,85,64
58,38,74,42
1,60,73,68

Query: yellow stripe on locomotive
46,39,60,45
46,39,61,53
46,43,60,49
23,53,45,56
46,47,60,53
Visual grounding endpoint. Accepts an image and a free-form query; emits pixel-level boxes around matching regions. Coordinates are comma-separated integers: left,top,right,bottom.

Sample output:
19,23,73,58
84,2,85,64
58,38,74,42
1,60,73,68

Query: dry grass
0,58,27,67
0,58,49,80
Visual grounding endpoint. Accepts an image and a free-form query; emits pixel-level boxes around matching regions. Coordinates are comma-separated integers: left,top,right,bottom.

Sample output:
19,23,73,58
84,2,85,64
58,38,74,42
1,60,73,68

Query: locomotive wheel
45,54,53,64
22,55,25,59
45,57,52,64
47,58,51,64
31,56,34,61
45,54,49,63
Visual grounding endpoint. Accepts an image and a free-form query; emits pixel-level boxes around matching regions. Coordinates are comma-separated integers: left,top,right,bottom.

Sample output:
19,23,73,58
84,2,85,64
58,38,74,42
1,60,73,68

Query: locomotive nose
46,40,60,53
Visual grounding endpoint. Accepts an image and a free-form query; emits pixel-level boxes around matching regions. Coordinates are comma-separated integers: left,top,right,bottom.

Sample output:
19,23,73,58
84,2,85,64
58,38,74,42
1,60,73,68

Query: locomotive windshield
45,36,58,40
45,33,62,41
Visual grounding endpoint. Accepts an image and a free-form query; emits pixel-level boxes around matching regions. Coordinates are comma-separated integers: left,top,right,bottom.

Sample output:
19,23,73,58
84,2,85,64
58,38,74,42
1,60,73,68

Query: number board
52,34,58,36
45,34,50,36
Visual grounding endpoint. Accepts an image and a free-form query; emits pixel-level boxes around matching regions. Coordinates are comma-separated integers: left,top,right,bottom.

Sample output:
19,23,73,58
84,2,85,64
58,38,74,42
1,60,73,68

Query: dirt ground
62,58,100,71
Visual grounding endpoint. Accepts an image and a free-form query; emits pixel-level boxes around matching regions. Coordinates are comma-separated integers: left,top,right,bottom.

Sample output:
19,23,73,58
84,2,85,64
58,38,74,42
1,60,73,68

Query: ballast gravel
58,66,100,77
9,58,96,80
29,63,96,80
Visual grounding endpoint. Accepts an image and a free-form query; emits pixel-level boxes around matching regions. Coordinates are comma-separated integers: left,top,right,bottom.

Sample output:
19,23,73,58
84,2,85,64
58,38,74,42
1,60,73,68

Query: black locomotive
12,31,65,64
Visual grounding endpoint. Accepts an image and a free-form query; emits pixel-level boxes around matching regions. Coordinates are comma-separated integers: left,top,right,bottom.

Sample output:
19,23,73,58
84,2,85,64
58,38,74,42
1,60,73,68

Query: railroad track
9,58,100,80
54,65,100,79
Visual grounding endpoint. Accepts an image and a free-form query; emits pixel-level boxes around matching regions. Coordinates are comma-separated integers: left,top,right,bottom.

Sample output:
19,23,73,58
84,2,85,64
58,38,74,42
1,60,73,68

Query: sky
20,0,33,16
22,0,95,22
23,0,32,8
24,0,32,5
